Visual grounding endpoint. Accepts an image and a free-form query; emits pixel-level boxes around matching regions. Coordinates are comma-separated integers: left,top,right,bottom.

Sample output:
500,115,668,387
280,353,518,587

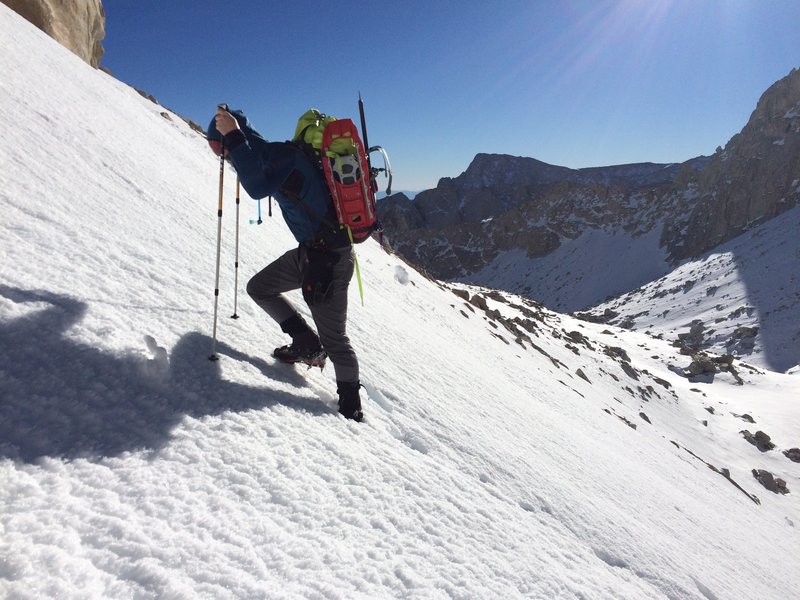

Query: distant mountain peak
378,67,799,310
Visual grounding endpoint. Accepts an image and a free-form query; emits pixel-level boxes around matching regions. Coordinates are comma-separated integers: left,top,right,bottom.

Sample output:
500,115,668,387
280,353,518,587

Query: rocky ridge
665,68,800,260
379,156,710,281
378,69,800,305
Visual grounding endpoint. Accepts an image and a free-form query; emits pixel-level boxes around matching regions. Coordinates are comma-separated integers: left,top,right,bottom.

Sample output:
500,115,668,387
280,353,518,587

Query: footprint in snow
402,432,430,455
362,381,393,413
518,500,537,513
593,547,628,569
389,426,431,455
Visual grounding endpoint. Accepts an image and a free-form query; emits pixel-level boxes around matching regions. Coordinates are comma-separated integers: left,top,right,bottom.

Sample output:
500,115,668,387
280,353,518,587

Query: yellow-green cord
346,226,365,306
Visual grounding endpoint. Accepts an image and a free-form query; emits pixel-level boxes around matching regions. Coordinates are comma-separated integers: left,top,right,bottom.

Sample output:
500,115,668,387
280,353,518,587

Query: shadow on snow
0,285,332,463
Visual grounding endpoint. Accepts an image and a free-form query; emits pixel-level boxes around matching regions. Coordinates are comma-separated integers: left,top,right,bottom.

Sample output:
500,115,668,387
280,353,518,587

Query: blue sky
103,1,800,192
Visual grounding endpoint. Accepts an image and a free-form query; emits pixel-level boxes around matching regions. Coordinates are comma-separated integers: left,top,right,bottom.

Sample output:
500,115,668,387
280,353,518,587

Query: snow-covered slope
1,6,798,599
584,205,800,373
465,226,671,312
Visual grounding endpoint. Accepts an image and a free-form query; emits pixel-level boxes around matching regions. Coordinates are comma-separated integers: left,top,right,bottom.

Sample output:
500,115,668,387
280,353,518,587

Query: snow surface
464,227,670,313
1,6,799,599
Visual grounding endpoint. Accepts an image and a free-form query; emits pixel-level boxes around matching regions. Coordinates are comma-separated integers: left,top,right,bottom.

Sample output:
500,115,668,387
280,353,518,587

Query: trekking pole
249,197,263,224
209,138,226,361
231,177,241,319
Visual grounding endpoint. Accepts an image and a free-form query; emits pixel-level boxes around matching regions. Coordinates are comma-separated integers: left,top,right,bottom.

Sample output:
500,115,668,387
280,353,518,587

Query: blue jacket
222,112,338,245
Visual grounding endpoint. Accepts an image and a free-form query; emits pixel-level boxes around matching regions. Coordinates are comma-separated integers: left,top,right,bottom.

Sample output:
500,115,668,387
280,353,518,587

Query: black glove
302,247,341,305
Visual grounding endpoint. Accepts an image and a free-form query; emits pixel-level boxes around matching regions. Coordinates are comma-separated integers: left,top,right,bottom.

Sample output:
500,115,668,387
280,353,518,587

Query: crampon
272,345,327,370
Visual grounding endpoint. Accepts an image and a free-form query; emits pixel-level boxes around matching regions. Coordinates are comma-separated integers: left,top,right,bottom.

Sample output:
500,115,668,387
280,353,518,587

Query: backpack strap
279,168,348,248
296,124,314,144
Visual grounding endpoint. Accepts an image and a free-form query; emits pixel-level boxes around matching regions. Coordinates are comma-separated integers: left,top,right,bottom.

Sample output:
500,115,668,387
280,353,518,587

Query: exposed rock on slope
2,0,105,67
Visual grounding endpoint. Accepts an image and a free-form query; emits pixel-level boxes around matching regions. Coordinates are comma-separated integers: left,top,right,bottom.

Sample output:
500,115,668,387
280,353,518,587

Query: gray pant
246,245,359,383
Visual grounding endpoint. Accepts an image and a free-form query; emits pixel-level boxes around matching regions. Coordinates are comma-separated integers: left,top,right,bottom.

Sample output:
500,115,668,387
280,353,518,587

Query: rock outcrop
664,68,800,260
2,0,105,67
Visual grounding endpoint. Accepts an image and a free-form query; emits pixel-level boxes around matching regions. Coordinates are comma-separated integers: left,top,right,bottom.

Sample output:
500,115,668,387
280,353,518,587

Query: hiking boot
275,314,326,368
337,381,364,422
273,344,327,368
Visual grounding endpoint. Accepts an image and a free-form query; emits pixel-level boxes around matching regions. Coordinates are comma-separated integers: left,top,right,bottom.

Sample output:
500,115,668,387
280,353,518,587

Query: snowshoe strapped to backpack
291,109,387,244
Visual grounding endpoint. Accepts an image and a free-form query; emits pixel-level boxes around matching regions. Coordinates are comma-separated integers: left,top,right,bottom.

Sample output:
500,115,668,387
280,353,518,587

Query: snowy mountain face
579,204,800,373
378,69,800,316
1,7,799,600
